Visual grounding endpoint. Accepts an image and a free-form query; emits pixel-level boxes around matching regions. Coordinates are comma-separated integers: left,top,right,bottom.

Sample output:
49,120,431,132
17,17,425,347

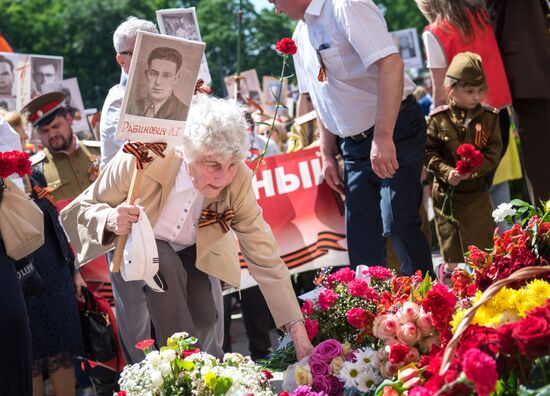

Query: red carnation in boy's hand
456,159,472,175
470,151,484,168
456,143,476,159
275,37,297,55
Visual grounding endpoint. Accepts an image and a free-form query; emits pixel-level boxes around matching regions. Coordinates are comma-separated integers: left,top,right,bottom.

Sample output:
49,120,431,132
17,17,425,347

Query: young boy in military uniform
426,52,502,283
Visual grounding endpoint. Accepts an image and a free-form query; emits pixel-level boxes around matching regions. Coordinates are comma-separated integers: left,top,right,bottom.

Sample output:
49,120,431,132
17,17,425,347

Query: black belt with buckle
345,94,416,144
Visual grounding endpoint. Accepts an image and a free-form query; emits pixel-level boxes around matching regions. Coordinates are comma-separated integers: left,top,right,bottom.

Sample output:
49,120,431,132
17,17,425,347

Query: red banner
239,147,348,289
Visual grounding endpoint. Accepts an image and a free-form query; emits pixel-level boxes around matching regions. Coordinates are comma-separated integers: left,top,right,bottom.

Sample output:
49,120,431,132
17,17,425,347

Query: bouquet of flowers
0,150,31,180
117,332,276,396
442,143,484,218
282,339,383,396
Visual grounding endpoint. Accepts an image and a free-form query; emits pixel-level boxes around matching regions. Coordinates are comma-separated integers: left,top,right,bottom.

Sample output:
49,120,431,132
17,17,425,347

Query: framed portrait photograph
157,7,212,85
42,77,94,140
117,31,205,145
0,97,15,112
30,55,63,97
0,52,18,99
224,68,262,104
390,28,423,70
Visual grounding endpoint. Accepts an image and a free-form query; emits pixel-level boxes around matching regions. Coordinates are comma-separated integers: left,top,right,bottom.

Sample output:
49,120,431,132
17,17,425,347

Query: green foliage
1,0,181,108
1,0,424,107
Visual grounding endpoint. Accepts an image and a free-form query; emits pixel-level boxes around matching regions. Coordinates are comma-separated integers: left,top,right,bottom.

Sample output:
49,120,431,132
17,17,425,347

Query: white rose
146,351,162,367
151,369,164,387
159,361,172,376
161,349,176,362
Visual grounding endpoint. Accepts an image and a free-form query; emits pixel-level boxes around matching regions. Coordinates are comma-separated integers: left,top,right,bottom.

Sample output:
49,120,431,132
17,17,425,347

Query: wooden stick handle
109,167,144,272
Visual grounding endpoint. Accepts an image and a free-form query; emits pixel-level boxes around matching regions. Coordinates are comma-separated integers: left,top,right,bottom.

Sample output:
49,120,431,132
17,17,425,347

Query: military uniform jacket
31,142,100,201
426,103,502,263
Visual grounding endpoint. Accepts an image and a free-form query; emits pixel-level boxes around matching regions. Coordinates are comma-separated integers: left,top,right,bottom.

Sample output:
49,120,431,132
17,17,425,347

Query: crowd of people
1,0,548,395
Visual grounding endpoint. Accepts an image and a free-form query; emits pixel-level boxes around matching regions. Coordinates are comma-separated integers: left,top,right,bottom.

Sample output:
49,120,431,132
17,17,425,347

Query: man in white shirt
270,0,434,276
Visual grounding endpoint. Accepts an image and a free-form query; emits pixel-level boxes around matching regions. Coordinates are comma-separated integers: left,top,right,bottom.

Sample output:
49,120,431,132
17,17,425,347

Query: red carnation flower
117,392,127,396
275,37,297,55
261,369,273,380
181,348,201,358
318,289,339,311
347,279,379,301
462,348,498,396
304,318,319,340
135,338,155,350
388,342,410,364
301,299,314,316
470,151,484,168
346,307,369,329
0,150,31,179
456,143,476,159
422,283,457,331
456,159,472,175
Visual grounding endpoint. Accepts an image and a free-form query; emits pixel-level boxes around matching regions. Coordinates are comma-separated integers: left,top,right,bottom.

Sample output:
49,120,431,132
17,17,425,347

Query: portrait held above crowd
1,1,549,395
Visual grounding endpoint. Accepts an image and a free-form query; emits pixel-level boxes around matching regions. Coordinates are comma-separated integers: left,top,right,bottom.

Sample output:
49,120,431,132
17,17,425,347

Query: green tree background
0,0,425,109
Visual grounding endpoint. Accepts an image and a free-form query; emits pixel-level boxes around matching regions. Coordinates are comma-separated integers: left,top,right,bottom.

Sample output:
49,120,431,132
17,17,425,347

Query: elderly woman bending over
61,95,313,360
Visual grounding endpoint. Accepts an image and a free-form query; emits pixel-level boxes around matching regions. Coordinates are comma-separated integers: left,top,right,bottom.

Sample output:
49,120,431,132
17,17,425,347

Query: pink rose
396,323,421,346
373,314,399,340
312,339,343,362
396,302,420,324
301,300,314,316
415,313,435,336
318,289,339,311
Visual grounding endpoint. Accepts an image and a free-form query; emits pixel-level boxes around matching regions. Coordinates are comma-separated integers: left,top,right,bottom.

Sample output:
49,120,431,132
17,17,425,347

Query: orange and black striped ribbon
239,231,346,269
198,208,235,233
33,185,56,206
122,142,167,170
474,129,488,148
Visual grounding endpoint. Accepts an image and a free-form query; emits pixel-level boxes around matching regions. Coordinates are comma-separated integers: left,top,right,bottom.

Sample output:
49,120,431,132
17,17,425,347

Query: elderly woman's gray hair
179,95,250,162
113,16,158,53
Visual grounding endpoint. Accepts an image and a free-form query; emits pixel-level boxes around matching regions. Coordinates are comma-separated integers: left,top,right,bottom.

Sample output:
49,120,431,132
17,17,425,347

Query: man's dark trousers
339,97,434,276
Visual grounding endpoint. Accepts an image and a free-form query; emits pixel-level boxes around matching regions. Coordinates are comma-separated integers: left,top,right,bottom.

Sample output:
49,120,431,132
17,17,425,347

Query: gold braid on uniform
122,142,168,169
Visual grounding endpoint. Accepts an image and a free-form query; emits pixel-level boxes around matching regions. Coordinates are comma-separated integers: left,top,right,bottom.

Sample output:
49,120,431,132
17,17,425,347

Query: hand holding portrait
106,203,141,235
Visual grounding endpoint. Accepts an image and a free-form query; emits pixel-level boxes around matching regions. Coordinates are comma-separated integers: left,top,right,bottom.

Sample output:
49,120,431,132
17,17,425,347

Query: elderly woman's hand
289,321,314,361
105,203,140,235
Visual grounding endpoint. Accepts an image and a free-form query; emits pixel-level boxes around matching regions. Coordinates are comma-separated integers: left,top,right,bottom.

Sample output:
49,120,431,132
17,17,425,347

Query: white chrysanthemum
492,202,516,222
354,347,379,369
145,350,161,367
338,361,362,388
355,368,383,393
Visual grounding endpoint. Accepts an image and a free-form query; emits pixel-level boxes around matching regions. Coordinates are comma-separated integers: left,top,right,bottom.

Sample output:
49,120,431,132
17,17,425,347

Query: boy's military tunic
426,102,502,263
31,141,100,202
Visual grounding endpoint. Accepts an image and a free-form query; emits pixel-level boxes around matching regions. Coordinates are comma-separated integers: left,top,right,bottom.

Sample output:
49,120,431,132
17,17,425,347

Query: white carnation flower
492,202,516,223
159,361,172,377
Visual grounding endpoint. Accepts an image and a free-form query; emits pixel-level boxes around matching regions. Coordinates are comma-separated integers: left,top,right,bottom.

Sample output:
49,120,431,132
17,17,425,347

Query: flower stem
538,358,548,385
253,55,287,174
